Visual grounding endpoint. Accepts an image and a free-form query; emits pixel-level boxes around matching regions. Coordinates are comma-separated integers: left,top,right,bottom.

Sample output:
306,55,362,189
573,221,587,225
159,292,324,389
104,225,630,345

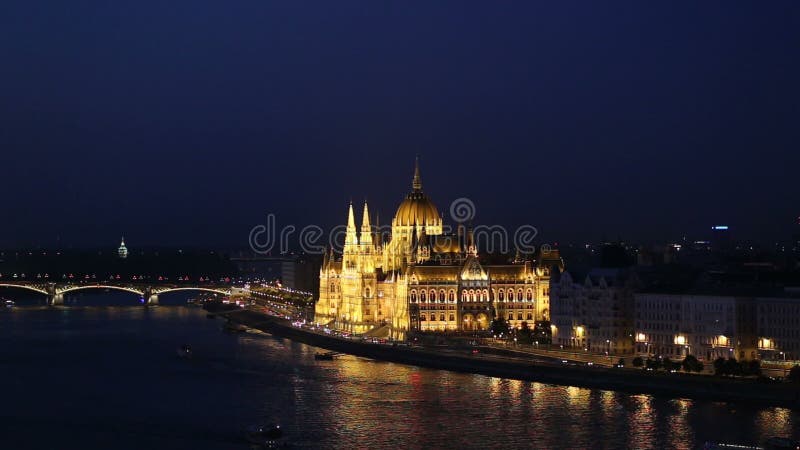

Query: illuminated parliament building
314,159,563,338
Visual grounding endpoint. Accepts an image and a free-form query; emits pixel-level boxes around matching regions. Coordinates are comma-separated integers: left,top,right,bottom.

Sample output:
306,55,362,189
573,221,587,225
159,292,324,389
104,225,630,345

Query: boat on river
244,424,285,448
314,352,337,361
176,345,192,359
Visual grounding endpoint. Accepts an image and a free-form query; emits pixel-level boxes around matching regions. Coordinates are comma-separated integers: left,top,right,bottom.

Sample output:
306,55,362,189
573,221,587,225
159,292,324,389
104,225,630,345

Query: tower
118,237,128,259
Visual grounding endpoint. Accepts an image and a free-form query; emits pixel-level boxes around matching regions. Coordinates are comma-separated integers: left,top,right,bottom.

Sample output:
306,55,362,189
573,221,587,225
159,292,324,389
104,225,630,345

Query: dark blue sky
1,1,798,248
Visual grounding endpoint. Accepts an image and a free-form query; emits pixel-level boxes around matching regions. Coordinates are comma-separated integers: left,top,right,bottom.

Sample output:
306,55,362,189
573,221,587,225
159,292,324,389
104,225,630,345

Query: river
0,292,798,449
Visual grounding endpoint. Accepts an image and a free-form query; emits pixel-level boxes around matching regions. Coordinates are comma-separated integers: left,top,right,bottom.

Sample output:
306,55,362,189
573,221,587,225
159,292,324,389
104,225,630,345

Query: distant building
633,293,744,361
231,254,320,293
634,291,800,361
756,293,800,361
550,268,636,355
118,237,128,259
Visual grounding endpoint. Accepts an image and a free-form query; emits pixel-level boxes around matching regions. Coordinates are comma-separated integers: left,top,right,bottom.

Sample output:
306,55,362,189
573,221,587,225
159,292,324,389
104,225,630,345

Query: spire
323,246,334,271
347,202,356,229
360,201,372,246
345,202,358,246
412,155,422,191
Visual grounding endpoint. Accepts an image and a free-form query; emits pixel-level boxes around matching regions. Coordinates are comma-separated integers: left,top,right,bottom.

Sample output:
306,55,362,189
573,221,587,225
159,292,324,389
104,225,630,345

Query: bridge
0,282,235,305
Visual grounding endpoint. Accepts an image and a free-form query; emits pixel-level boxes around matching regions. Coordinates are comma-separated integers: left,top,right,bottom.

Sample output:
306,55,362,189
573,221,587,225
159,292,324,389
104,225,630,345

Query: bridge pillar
49,293,64,306
147,294,159,305
45,284,63,306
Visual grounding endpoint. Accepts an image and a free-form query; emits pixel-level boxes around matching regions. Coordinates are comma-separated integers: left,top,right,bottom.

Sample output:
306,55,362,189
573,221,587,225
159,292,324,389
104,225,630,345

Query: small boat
4,300,15,308
244,424,284,447
314,352,336,361
176,345,192,359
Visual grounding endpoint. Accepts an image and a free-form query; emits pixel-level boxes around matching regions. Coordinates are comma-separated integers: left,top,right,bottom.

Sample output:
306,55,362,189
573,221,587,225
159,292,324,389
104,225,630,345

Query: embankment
223,309,800,409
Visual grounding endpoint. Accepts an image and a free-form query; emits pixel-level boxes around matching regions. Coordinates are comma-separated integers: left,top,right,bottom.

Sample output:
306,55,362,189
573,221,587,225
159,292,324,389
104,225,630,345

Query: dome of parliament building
393,158,442,229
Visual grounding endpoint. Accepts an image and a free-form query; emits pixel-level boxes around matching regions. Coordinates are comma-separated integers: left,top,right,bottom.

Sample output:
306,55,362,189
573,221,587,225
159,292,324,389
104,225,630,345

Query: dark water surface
1,294,798,449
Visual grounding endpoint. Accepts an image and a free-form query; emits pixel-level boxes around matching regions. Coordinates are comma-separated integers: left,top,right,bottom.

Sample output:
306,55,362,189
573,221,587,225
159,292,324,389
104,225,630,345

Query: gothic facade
314,160,563,338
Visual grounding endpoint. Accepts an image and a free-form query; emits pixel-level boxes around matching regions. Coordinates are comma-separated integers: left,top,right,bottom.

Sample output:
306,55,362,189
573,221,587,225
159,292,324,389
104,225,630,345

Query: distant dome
393,158,441,228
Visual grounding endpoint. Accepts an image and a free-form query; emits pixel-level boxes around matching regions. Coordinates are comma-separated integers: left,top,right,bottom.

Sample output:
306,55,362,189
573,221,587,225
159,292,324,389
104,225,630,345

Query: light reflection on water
0,297,798,449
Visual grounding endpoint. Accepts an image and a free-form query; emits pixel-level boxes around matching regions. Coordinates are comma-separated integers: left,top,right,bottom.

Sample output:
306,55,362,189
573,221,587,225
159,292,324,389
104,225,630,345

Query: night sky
1,2,798,249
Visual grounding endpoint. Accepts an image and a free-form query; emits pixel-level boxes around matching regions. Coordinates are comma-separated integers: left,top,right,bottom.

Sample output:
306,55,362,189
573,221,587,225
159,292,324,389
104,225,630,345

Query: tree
713,357,727,376
517,321,533,345
632,356,644,368
724,357,742,376
743,359,761,377
682,355,703,373
645,358,661,370
788,365,800,383
489,318,510,337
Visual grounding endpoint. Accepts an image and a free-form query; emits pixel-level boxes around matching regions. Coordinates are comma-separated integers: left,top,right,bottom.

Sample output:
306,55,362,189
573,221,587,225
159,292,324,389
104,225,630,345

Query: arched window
526,289,533,301
365,287,371,298
508,289,515,301
462,291,468,301
440,290,446,302
421,291,426,302
420,314,427,321
449,291,455,302
411,291,417,302
499,291,505,301
483,290,489,301
517,289,523,301
440,314,445,321
430,290,437,302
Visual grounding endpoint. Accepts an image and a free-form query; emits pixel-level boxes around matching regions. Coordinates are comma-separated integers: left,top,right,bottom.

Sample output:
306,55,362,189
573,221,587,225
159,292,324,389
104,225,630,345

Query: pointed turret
327,247,335,270
360,201,372,246
345,202,358,246
412,156,422,192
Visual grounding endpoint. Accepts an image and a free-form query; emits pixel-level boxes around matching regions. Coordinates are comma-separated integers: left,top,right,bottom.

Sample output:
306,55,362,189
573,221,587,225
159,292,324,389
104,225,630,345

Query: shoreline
223,308,800,409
